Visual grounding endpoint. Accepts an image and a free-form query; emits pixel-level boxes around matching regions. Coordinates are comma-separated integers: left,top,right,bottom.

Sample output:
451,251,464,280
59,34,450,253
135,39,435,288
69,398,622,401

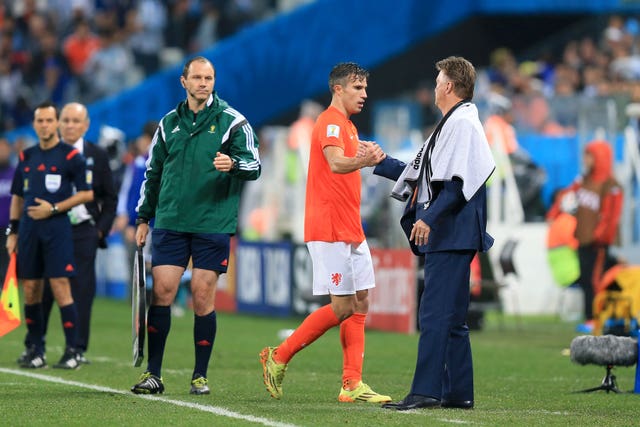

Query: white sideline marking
0,368,298,427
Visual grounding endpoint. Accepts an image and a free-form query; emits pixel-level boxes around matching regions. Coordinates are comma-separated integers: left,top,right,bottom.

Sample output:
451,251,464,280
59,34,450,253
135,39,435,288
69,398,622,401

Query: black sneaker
20,348,47,369
16,349,29,365
75,352,90,365
131,372,164,394
53,348,80,369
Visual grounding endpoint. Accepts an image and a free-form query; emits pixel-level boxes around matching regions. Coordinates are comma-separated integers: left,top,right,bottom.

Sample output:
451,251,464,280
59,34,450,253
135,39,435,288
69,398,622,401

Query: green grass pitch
0,297,638,426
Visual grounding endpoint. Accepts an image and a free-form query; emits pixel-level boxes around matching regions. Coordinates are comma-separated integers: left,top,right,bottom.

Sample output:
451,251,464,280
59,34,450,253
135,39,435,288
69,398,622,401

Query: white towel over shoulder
391,103,495,204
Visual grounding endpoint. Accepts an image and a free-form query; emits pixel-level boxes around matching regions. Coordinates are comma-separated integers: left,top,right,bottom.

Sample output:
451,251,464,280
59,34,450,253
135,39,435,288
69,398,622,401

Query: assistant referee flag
0,253,21,337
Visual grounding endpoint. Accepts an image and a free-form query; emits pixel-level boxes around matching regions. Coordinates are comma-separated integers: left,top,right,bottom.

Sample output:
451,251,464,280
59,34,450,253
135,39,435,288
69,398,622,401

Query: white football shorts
306,240,375,296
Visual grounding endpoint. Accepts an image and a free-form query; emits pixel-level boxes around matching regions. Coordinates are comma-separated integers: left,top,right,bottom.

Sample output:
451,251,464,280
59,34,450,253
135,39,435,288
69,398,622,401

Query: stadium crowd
402,14,640,139
486,15,640,134
0,0,312,134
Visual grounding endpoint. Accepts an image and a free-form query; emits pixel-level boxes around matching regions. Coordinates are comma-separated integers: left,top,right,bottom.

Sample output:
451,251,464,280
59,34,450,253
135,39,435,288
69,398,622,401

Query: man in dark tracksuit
20,103,117,364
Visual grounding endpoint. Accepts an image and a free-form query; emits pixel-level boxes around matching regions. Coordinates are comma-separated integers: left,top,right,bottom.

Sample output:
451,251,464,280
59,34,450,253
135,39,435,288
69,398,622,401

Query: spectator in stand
522,94,572,136
124,0,166,75
486,47,519,88
11,1,48,44
82,23,138,103
550,64,580,129
0,16,29,71
164,0,199,54
609,42,640,81
603,15,633,54
62,16,101,78
94,0,135,30
578,37,600,69
24,30,71,106
0,57,25,131
562,40,583,72
191,1,220,52
581,65,607,97
43,0,83,37
20,12,51,57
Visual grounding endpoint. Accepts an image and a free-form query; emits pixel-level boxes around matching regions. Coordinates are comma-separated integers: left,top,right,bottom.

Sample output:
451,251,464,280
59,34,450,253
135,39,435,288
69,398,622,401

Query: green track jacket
137,93,260,233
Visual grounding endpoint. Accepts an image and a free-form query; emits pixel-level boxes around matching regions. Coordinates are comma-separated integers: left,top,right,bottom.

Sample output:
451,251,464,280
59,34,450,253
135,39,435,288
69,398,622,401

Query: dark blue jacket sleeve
373,156,406,181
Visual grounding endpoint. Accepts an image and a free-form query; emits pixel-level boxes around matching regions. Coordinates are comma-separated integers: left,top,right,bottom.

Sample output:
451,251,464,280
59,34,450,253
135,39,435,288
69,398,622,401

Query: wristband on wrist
50,204,59,215
135,217,149,226
5,219,19,236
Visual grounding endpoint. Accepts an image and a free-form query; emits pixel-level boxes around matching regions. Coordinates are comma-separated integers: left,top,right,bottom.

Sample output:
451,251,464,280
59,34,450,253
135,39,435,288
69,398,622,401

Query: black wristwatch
50,204,59,215
135,217,150,226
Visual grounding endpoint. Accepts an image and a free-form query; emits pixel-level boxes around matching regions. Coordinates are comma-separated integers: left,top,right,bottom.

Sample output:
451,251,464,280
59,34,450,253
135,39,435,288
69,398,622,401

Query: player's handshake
357,140,386,166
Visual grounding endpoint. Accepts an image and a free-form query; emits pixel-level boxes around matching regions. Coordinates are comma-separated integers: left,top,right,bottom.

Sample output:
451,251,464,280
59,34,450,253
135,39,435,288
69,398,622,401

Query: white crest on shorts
327,124,340,138
45,174,61,193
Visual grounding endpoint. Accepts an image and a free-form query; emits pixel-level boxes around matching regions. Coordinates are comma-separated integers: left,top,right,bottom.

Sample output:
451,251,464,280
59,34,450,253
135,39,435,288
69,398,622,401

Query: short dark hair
328,62,369,94
34,101,58,119
182,56,215,78
436,56,476,100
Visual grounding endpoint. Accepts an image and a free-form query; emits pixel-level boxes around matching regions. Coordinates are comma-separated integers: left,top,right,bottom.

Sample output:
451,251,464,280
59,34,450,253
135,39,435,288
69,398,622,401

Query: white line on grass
0,368,298,427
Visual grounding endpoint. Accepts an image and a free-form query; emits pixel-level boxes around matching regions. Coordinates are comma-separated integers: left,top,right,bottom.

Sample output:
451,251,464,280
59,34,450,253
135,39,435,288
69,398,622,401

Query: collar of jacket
176,92,228,135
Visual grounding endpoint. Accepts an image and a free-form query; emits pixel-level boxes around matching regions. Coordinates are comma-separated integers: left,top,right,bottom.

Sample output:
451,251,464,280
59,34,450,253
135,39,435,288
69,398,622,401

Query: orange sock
274,304,340,364
340,312,366,388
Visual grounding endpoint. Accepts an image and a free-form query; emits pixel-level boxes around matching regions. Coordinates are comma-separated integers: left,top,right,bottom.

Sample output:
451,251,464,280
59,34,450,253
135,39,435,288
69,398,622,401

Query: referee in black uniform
19,102,117,364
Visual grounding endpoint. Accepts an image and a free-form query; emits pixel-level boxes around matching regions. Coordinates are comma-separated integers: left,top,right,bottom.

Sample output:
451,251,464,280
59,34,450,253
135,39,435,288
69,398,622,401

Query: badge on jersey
45,174,61,193
327,124,340,138
86,170,93,185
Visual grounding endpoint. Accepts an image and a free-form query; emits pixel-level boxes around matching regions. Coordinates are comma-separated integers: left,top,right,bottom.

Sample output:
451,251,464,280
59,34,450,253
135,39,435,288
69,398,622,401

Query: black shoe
381,394,441,410
53,348,80,369
441,399,474,409
16,349,29,365
131,372,165,394
20,347,47,369
75,352,90,365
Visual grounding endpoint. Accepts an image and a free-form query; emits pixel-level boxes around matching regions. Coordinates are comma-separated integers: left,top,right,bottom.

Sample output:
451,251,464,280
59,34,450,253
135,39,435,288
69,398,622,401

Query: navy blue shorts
17,217,75,279
151,228,230,273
